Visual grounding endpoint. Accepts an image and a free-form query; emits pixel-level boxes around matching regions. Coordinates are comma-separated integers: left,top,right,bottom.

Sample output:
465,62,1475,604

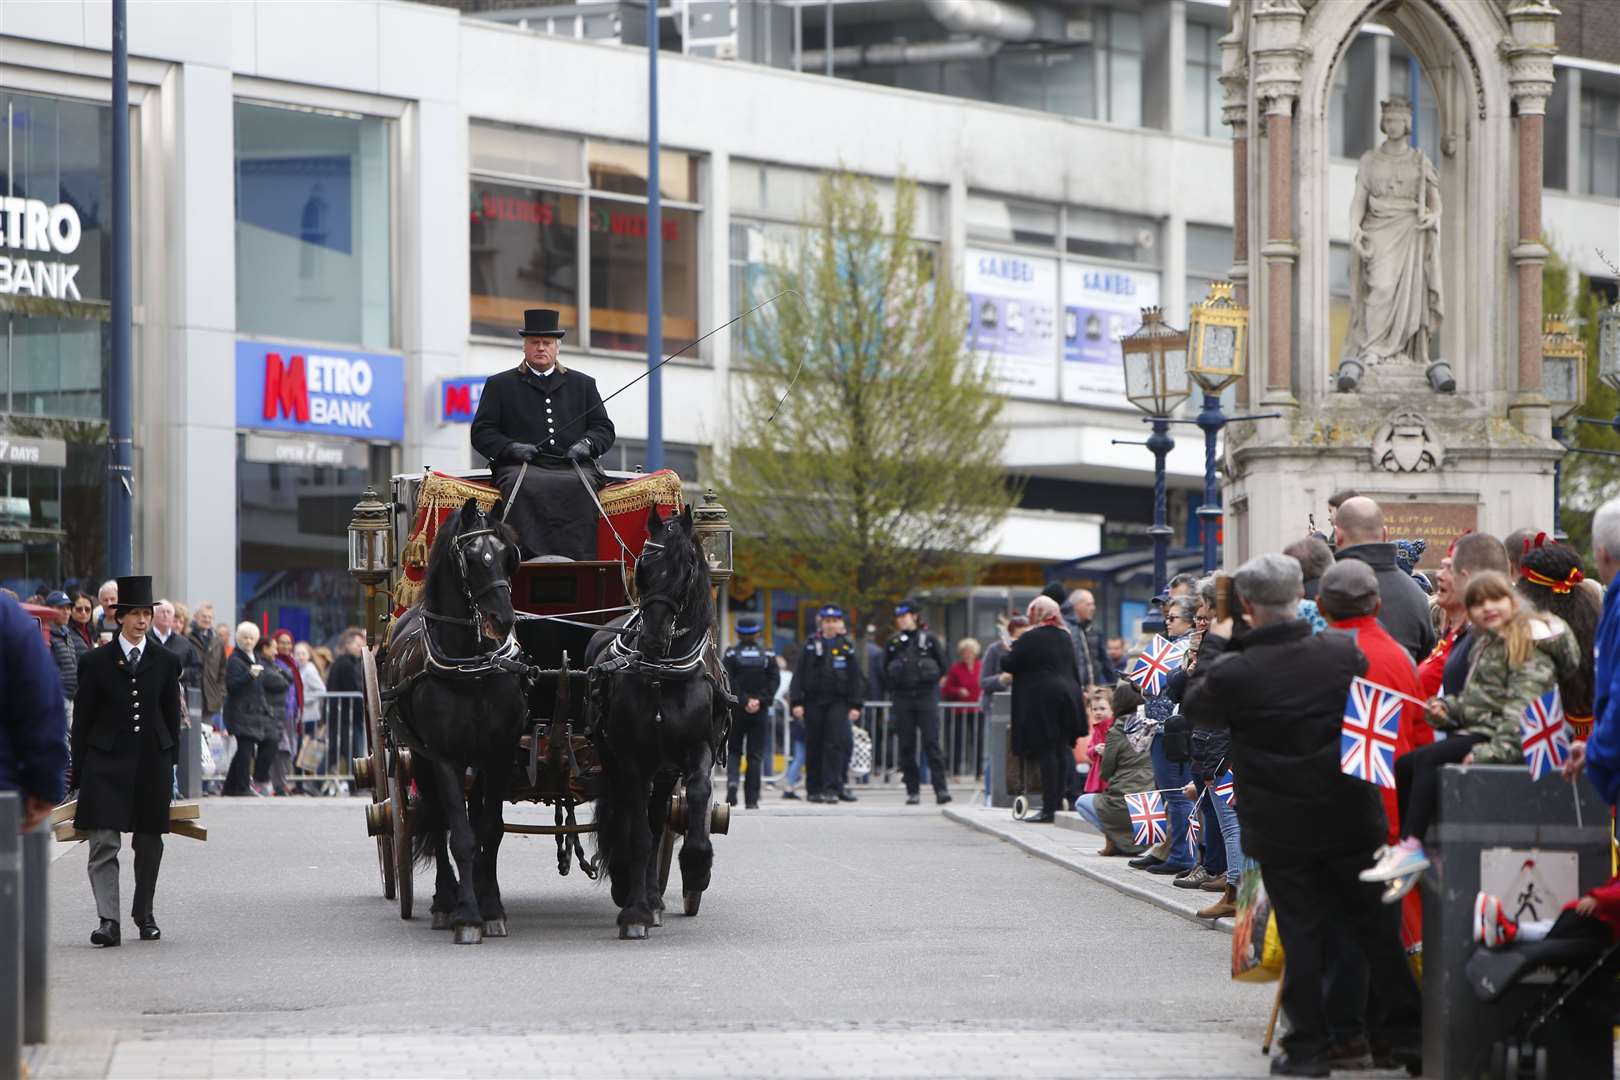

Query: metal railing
287,691,367,787
855,701,986,784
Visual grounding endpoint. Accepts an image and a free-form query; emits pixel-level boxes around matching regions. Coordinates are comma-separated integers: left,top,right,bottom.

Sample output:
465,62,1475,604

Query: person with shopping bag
1181,553,1419,1077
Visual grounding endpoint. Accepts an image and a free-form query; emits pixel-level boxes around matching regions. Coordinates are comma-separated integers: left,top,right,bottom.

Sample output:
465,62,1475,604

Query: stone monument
1218,0,1563,567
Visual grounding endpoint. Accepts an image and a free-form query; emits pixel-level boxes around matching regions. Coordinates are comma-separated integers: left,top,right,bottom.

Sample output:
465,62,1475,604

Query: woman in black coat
1004,596,1087,822
223,627,289,796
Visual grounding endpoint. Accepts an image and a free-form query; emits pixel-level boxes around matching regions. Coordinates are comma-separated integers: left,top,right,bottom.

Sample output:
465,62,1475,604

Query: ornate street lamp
1186,283,1250,574
1120,308,1191,597
347,487,395,648
1600,298,1620,395
1543,315,1586,542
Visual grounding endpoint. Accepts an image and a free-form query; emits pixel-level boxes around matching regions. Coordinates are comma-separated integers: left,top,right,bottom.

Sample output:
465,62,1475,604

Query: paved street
36,789,1289,1078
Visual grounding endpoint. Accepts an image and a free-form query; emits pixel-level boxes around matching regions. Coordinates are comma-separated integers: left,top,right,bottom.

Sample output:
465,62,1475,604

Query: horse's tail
409,761,445,870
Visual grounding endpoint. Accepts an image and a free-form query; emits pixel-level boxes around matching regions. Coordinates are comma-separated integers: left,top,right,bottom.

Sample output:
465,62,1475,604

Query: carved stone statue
1339,99,1448,392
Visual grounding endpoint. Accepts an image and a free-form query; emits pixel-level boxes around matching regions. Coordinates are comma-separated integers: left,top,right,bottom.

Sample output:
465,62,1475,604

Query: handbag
295,722,329,773
1231,866,1285,982
1162,712,1193,764
849,724,873,779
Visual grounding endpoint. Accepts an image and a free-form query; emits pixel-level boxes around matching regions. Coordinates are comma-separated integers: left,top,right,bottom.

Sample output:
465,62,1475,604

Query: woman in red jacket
942,638,982,707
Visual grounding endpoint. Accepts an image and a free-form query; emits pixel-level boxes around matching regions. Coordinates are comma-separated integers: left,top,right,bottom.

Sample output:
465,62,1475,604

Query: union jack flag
1188,798,1203,849
1125,791,1168,848
1340,676,1403,789
1127,635,1187,697
1213,771,1236,809
1521,687,1569,782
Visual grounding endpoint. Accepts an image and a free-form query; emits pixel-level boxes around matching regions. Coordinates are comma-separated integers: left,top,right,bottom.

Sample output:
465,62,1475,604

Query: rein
416,520,531,680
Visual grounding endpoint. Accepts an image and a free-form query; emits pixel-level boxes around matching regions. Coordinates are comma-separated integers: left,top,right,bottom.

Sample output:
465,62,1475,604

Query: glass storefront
1,89,119,592
468,123,703,356
235,101,393,349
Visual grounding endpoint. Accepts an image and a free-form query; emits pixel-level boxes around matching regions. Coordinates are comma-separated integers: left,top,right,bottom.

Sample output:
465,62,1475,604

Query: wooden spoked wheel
656,780,684,899
362,648,396,901
391,749,414,920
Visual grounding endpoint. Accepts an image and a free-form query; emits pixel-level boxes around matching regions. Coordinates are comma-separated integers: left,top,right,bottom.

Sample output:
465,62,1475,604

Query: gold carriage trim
597,469,684,516
394,472,502,612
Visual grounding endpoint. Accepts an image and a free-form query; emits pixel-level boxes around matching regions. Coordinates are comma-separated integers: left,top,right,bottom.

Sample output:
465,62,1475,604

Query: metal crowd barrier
855,701,986,784
285,691,367,790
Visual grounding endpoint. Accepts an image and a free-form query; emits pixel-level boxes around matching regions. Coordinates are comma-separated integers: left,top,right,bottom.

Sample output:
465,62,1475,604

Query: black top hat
112,575,155,614
518,309,567,338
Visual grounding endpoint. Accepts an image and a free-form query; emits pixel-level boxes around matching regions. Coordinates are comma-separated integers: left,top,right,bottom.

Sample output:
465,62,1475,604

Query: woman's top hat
112,575,155,614
518,309,567,338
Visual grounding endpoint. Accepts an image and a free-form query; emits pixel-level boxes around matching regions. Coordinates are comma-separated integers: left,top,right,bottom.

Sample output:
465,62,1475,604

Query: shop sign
439,376,488,424
236,340,405,441
0,197,85,300
964,247,1058,401
1060,262,1160,407
241,432,368,470
0,432,68,468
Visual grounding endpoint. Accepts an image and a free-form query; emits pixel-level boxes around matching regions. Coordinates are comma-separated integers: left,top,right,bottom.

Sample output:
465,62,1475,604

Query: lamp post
1120,308,1191,597
347,487,396,649
1542,315,1586,542
691,488,735,643
1185,283,1250,574
645,0,665,472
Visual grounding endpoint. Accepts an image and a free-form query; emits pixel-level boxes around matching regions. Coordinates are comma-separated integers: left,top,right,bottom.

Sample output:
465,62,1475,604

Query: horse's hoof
619,922,648,940
651,908,663,928
483,918,508,938
683,891,702,917
431,911,452,931
453,924,483,945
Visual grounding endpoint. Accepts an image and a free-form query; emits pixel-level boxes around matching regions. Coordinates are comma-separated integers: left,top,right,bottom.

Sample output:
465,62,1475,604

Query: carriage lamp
348,487,395,647
1186,282,1248,394
1121,306,1192,417
691,488,734,585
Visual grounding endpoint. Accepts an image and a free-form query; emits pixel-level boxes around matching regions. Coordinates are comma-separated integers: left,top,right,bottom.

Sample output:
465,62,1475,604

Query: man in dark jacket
1183,553,1419,1075
790,605,864,804
722,616,780,810
1,592,70,833
45,589,81,701
187,603,228,726
1067,588,1115,687
71,576,184,947
469,308,616,560
1333,496,1436,663
883,600,951,806
149,600,200,696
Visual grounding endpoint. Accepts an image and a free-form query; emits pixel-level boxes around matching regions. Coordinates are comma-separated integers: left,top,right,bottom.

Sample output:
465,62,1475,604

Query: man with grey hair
1183,553,1420,1074
1564,498,1620,805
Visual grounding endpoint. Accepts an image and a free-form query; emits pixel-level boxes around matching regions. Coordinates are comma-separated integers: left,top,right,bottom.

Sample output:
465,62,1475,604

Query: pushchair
1465,916,1620,1079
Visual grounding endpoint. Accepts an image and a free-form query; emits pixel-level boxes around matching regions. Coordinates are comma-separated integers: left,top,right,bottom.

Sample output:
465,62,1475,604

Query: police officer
883,600,952,806
789,605,864,804
722,616,780,810
70,575,184,947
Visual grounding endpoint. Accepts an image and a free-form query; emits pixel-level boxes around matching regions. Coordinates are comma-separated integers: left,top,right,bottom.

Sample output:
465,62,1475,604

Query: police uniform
722,616,780,809
70,576,183,946
883,602,951,804
789,606,864,803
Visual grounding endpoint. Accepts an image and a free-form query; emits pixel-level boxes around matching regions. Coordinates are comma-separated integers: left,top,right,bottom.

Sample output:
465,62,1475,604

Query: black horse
385,498,528,944
587,504,726,939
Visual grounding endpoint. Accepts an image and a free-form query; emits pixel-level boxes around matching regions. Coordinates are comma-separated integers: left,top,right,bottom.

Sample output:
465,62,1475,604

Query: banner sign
1061,263,1159,406
236,340,404,441
0,432,68,468
241,433,369,470
439,376,487,424
965,248,1058,401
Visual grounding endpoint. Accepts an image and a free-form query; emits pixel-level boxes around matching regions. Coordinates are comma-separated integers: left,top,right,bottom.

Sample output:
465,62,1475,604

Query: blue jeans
1149,733,1194,868
1198,781,1227,877
1074,792,1103,831
1209,779,1243,886
784,736,806,790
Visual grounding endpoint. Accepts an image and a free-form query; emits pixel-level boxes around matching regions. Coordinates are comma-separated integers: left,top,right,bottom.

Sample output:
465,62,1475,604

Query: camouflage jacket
1436,615,1580,765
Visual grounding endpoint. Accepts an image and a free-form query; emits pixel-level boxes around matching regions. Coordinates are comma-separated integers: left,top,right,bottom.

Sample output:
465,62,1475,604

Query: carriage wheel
390,750,414,920
362,648,396,901
655,823,677,898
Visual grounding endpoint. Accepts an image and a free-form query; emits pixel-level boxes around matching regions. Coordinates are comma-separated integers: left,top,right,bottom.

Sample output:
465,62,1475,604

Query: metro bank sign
236,340,405,441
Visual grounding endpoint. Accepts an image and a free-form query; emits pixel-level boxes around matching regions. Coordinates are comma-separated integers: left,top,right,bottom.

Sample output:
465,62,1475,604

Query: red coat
1570,874,1620,941
943,660,981,704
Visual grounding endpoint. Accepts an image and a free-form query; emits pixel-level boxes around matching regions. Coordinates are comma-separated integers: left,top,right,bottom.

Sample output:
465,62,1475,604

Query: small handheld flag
1340,676,1403,789
1125,791,1168,848
1188,794,1203,850
1521,687,1569,782
1213,770,1236,809
1127,635,1187,698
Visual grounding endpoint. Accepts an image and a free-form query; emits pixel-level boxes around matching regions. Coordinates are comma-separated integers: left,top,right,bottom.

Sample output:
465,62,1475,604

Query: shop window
588,141,698,202
470,181,581,338
966,196,1059,248
470,123,582,185
588,201,699,354
1582,89,1620,198
235,102,393,349
1066,206,1159,264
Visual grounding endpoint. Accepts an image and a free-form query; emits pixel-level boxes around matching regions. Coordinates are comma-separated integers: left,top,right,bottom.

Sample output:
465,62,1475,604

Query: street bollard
1422,764,1612,1079
1,792,22,1080
986,692,1012,809
21,824,48,1045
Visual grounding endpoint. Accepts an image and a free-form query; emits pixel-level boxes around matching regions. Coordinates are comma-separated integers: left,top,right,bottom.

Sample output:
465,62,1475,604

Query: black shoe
1128,853,1165,870
745,801,758,810
936,792,953,805
91,919,121,947
1269,1053,1331,1077
137,920,161,942
1147,861,1196,876
836,790,858,803
809,792,833,804
906,793,920,805
726,788,738,807
1021,812,1056,824
781,790,801,800
1323,1037,1372,1069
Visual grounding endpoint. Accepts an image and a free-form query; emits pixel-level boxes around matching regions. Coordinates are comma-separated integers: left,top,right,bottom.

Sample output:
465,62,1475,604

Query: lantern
691,488,734,584
1120,307,1191,417
347,487,395,586
1599,299,1620,393
1541,314,1587,422
1186,281,1249,393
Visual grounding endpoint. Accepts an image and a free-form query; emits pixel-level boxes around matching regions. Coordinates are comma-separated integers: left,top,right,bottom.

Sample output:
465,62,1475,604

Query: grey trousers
87,830,164,922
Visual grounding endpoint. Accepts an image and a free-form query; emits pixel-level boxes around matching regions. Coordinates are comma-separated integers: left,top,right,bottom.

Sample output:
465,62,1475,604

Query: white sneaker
1381,874,1420,904
1360,841,1430,883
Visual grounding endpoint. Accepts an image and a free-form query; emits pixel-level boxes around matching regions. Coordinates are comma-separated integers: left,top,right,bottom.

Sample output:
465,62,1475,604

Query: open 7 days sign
235,340,405,442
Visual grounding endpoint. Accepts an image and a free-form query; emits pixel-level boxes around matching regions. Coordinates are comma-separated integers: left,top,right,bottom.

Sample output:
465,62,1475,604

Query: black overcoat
1004,625,1086,757
469,363,616,466
71,639,183,834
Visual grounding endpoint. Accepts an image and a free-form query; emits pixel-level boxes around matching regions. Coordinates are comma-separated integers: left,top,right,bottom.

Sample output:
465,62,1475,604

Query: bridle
420,518,529,677
601,535,707,678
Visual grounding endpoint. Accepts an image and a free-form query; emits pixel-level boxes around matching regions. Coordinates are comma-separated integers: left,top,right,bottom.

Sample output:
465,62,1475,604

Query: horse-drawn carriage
350,466,732,942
